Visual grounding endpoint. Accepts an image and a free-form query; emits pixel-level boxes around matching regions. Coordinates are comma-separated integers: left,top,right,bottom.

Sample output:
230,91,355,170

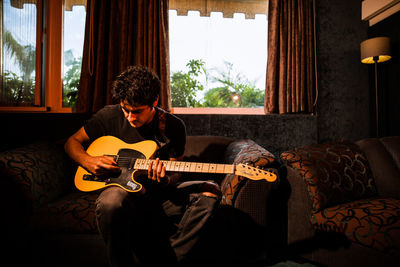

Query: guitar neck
134,158,235,175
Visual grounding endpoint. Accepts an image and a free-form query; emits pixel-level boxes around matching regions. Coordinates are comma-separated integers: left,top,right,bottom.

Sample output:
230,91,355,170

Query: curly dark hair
112,65,161,107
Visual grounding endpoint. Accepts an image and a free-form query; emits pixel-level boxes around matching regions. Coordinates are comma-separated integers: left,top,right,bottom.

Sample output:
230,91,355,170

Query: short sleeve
83,105,119,141
165,115,186,158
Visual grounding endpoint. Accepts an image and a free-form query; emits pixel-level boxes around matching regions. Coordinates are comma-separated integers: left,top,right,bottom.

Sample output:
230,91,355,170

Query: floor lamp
360,37,391,137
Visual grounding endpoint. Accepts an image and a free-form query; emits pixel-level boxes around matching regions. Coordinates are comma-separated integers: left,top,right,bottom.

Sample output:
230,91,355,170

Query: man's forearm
65,137,90,168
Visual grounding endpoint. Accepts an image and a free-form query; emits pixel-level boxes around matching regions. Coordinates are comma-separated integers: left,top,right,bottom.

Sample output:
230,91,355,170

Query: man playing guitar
65,65,220,266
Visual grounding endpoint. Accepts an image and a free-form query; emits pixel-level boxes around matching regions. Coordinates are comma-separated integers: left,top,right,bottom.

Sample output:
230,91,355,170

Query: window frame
168,2,269,115
171,107,266,115
0,0,72,113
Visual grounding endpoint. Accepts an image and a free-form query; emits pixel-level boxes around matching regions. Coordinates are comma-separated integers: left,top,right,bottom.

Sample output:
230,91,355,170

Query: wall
179,114,317,155
315,0,371,142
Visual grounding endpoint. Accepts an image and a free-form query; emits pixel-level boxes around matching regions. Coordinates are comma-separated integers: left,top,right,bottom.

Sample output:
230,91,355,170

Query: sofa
281,136,400,267
0,135,281,266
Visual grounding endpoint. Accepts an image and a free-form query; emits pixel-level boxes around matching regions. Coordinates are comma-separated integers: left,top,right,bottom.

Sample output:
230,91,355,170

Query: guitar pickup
83,174,100,181
83,174,110,182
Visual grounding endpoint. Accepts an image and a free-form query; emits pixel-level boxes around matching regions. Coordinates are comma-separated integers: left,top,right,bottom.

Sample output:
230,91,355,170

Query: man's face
120,100,155,128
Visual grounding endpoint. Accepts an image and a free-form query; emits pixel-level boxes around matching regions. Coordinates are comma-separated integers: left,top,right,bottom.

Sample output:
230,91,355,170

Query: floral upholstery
312,198,400,256
221,139,276,206
0,142,73,212
282,141,377,212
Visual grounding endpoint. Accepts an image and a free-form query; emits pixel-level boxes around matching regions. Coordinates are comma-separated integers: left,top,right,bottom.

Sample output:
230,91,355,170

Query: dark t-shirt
84,104,186,159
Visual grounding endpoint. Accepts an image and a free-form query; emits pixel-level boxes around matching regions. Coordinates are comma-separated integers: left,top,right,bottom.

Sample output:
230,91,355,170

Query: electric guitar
74,136,277,193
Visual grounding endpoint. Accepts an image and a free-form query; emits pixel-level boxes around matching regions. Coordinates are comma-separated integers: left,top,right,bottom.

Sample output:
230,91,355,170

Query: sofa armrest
0,141,73,214
356,136,400,199
285,166,315,244
220,139,280,226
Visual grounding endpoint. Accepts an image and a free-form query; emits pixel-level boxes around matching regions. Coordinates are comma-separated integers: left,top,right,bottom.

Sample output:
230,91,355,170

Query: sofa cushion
0,142,73,212
356,137,400,199
312,198,400,256
30,191,99,234
282,141,377,212
221,139,276,205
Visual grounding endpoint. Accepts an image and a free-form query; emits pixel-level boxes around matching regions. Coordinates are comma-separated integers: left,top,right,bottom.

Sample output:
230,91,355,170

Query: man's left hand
148,158,168,183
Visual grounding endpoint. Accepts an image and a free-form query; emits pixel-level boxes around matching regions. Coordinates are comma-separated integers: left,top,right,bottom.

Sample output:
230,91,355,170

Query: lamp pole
373,56,379,137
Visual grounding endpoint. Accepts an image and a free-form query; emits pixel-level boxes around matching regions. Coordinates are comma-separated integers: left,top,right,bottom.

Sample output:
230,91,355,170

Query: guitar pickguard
80,148,147,192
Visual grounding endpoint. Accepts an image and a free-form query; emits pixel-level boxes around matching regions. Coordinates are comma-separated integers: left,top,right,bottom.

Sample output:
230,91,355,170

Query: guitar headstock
235,164,277,182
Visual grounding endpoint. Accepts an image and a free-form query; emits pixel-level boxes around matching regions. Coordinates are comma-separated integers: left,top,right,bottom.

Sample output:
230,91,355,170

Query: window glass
169,2,268,108
1,0,38,106
62,0,86,107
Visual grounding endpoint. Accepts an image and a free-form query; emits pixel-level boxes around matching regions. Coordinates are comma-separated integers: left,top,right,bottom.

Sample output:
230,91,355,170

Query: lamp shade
361,37,391,64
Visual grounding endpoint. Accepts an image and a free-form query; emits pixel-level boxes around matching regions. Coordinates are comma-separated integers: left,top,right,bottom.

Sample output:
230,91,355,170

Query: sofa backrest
184,136,234,163
356,136,400,199
281,140,378,213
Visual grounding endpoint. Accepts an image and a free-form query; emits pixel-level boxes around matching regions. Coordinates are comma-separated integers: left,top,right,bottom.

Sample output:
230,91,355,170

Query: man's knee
199,181,221,198
96,187,130,218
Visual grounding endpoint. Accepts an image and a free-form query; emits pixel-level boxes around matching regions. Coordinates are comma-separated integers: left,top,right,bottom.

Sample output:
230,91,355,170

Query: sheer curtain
265,0,315,114
77,0,170,113
1,0,39,106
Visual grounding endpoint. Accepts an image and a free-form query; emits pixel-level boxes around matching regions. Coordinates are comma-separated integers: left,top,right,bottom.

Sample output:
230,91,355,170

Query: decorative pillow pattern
312,198,400,256
282,141,377,212
221,139,276,205
0,142,73,211
31,191,99,234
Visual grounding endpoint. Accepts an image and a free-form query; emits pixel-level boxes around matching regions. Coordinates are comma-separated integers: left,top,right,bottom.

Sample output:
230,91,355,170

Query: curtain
77,0,170,113
265,0,315,114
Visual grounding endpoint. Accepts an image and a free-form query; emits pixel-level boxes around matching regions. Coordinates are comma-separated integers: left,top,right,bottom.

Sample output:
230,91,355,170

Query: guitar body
74,136,158,193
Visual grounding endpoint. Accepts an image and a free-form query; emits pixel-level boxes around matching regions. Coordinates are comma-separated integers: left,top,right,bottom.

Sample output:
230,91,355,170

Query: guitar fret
216,164,225,173
209,164,217,173
134,158,234,174
184,162,191,172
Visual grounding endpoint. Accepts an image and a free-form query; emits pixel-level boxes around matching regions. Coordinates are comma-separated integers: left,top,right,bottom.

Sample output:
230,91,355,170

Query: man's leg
95,187,136,266
169,181,221,262
96,186,177,266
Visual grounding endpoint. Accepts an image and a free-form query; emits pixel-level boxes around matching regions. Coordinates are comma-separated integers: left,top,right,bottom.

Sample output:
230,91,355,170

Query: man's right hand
65,127,120,177
83,155,120,176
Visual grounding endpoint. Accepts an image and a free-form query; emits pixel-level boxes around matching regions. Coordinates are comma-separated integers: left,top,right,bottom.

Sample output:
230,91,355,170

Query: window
1,0,41,107
169,0,268,114
0,0,86,112
62,1,86,107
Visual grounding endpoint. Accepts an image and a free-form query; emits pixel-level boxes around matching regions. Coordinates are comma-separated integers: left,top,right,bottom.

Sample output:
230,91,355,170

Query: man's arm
64,127,120,176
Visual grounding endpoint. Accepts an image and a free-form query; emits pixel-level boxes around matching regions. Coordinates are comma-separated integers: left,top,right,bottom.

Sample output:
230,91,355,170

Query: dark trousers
95,181,220,266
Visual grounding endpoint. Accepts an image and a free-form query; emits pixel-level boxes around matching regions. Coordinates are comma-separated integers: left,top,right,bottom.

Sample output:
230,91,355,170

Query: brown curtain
77,0,170,113
265,0,315,114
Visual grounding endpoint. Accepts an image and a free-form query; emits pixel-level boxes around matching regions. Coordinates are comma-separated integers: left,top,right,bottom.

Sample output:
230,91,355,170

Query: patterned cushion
0,142,73,211
30,191,99,234
282,141,377,212
312,198,400,256
221,139,276,205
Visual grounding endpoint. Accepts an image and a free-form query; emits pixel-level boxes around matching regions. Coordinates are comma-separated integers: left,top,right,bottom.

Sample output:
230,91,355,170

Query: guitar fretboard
133,158,235,174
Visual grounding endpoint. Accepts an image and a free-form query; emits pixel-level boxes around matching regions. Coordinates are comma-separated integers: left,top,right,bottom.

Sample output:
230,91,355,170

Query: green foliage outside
63,50,82,107
1,30,81,107
1,30,36,105
171,60,264,108
2,71,35,105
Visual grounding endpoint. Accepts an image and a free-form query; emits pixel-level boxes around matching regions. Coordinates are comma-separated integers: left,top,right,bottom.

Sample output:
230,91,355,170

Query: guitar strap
153,107,170,157
156,107,168,141
156,107,167,138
